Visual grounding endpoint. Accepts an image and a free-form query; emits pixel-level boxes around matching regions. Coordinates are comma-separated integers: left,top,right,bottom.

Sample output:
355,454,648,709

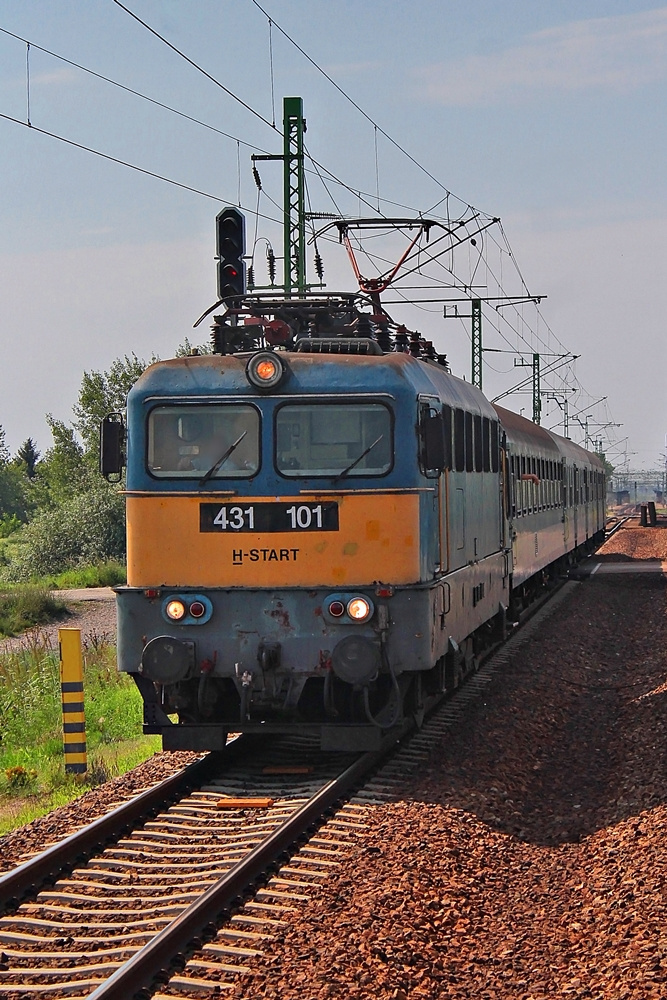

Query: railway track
0,579,581,999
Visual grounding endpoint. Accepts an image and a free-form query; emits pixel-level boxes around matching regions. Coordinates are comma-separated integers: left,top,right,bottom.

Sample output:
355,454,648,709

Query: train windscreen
147,405,260,478
275,402,392,478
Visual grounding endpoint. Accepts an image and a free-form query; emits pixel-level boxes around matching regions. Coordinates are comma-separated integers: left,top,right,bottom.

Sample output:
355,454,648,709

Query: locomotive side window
473,415,483,471
454,409,465,472
482,417,490,471
490,421,499,473
147,405,260,478
443,406,453,470
275,402,392,478
465,412,474,472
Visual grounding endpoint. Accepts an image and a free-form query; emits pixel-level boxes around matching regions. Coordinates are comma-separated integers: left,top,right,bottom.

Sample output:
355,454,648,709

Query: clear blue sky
1,1,665,472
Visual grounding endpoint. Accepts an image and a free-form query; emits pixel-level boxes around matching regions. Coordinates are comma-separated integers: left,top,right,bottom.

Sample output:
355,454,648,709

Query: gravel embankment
225,525,667,999
1,524,666,998
0,590,118,656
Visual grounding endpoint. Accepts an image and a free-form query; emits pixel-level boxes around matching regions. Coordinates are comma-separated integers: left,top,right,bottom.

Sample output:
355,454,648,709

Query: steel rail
86,746,384,1000
0,740,249,911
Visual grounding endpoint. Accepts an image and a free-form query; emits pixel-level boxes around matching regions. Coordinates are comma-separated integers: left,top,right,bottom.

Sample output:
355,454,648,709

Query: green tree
32,417,89,508
0,425,27,520
15,438,40,479
73,353,156,458
174,337,212,357
0,425,8,465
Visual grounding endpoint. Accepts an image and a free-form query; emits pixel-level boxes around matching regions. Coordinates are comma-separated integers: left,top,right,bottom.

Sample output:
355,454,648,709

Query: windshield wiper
199,430,248,487
333,435,384,483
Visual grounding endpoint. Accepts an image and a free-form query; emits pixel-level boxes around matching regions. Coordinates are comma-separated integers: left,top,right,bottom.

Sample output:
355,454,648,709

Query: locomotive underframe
116,549,511,751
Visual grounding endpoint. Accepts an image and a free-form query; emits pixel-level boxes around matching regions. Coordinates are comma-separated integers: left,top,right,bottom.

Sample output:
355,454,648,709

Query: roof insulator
267,247,276,284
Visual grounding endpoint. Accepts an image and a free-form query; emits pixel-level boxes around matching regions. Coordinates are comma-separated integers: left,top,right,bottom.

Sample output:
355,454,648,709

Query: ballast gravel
225,523,667,999
1,520,666,999
0,750,199,872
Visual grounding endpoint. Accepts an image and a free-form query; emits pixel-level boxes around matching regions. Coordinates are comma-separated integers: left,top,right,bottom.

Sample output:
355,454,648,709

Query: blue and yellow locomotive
102,292,605,751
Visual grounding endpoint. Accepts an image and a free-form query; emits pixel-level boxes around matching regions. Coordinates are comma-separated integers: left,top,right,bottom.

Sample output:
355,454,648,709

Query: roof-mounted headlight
246,351,287,392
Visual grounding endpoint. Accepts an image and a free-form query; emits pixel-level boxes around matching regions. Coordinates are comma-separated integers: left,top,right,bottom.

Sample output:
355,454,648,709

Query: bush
0,514,22,539
0,587,67,637
4,483,125,581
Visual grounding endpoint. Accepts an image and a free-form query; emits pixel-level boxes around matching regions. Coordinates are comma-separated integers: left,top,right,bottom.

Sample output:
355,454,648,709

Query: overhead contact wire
111,0,278,132
0,26,274,155
0,111,281,224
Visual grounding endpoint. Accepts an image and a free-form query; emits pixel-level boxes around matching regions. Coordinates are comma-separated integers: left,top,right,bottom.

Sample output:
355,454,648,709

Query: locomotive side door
418,396,447,575
573,465,579,548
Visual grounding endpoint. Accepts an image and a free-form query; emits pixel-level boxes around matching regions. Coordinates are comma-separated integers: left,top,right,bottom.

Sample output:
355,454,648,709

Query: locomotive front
114,344,441,751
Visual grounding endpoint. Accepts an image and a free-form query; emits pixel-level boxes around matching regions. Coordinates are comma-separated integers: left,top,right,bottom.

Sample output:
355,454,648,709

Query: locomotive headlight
347,597,372,621
328,600,346,618
165,600,186,621
246,351,286,391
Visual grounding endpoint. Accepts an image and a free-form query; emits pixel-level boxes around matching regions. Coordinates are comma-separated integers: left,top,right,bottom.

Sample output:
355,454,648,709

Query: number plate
200,501,339,533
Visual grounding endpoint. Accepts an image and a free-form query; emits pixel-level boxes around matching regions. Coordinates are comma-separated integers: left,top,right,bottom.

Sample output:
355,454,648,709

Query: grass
0,559,127,593
0,587,68,638
42,560,127,590
0,633,160,835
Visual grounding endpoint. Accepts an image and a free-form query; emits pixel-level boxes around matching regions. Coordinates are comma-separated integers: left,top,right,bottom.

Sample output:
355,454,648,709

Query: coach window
147,404,260,478
275,402,392,478
473,415,483,471
454,409,465,472
519,456,526,515
465,412,474,472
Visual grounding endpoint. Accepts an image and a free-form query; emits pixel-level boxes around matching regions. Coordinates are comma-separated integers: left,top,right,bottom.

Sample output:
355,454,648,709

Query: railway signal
216,207,246,299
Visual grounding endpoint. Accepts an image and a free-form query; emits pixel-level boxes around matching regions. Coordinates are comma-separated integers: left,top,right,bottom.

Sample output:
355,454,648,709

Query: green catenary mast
283,97,306,296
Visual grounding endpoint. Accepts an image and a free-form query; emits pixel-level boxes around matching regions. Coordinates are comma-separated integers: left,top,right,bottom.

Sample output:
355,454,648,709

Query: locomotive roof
130,349,497,418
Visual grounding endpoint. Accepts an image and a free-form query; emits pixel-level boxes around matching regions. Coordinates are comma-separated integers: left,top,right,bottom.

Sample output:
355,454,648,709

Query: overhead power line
0,110,281,224
110,0,277,132
0,26,275,154
249,0,487,216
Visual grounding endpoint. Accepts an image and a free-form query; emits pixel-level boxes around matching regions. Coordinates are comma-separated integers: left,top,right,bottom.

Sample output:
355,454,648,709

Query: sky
0,0,665,474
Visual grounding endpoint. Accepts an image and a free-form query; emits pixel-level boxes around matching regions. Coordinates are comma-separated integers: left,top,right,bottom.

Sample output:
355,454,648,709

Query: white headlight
347,597,371,621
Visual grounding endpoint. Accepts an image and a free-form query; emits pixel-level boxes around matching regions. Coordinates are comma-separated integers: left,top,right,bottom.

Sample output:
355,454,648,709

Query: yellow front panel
127,493,420,588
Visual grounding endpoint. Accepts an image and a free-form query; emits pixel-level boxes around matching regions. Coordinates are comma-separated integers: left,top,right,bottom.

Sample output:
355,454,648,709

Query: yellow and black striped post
58,628,87,774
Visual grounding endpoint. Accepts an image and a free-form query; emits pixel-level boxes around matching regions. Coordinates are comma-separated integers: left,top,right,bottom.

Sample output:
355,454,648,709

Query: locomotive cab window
275,402,392,478
147,404,260,478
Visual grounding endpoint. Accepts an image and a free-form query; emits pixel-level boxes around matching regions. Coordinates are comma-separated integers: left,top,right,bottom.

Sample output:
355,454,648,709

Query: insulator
267,248,276,284
314,251,324,280
375,323,392,353
247,264,255,289
252,166,262,190
394,325,409,353
211,317,230,355
356,314,372,338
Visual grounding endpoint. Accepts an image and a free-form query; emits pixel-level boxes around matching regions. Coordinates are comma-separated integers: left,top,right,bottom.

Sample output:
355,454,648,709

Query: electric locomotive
101,292,605,751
